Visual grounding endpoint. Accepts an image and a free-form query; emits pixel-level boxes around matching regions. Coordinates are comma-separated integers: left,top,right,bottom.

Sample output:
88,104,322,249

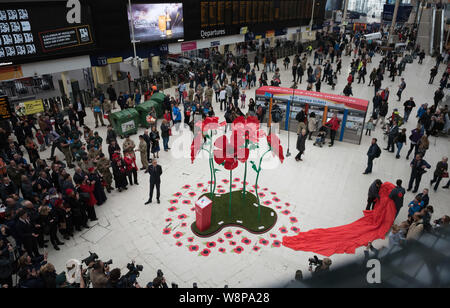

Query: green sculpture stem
208,131,213,200
255,149,271,221
242,138,249,200
229,169,232,217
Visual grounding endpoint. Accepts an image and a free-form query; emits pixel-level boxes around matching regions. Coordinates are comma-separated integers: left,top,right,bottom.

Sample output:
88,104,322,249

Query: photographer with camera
148,269,168,288
106,261,143,288
308,256,332,277
89,259,110,288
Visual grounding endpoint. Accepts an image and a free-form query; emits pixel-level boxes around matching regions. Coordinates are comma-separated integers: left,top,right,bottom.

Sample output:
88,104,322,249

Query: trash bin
135,100,164,128
150,92,165,104
109,109,139,138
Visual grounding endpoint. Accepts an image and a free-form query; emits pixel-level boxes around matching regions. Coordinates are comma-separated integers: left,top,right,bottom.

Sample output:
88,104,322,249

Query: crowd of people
1,22,449,287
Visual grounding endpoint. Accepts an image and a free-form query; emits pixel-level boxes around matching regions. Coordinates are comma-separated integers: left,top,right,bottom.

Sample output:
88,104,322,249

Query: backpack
374,145,381,158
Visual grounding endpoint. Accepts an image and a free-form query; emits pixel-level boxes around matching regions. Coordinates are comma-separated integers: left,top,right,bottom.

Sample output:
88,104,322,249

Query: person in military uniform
122,136,136,158
92,98,105,128
204,85,214,106
103,99,113,125
93,132,103,149
58,132,75,168
136,135,149,170
95,153,113,193
188,87,195,102
72,146,88,166
88,146,101,161
79,156,94,174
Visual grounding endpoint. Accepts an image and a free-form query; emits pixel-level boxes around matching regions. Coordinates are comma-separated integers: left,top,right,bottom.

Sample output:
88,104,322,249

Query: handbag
442,172,449,178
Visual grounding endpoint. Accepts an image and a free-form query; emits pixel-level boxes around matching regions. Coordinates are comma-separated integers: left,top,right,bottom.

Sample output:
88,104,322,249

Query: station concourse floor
45,50,449,287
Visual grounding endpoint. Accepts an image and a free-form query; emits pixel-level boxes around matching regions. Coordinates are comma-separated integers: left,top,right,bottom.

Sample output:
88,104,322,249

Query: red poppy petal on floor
233,246,244,254
272,240,281,247
190,207,195,211
217,185,223,188
178,214,187,219
187,237,194,242
162,228,171,235
231,184,237,188
285,202,291,207
252,185,260,189
259,238,269,246
217,237,224,243
218,189,226,194
235,230,242,235
258,193,265,198
229,241,236,246
181,222,187,227
189,245,199,252
206,241,216,248
270,233,277,238
253,246,260,251
188,192,197,197
289,217,298,223
273,197,280,202
224,232,233,238
207,181,215,185
263,200,272,206
168,206,178,211
219,248,226,253
222,179,229,183
182,200,191,205
173,192,182,197
165,218,172,222
250,189,255,193
271,192,277,195
263,188,268,191
202,188,208,192
279,227,288,234
182,185,191,189
241,238,251,245
173,232,183,239
241,181,249,185
233,178,241,182
275,205,282,209
200,248,211,256
176,241,183,247
291,226,301,233
197,183,204,187
169,200,178,204
281,210,291,215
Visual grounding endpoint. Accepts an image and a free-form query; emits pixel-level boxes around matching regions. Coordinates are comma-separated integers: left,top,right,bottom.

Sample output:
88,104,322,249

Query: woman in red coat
79,178,97,221
325,113,341,147
124,152,138,185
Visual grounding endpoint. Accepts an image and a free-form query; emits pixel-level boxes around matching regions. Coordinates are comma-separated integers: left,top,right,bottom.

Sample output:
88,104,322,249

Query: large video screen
127,3,184,43
0,1,95,64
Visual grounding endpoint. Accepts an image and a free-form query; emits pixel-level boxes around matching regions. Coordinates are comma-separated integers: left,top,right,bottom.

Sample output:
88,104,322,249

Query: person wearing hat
80,156,94,175
136,135,149,170
124,152,138,186
111,153,128,192
88,167,107,206
57,132,75,169
108,140,121,161
78,178,98,221
95,153,114,193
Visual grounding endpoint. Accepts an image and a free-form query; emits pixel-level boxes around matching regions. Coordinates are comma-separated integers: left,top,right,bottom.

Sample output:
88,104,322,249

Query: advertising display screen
127,3,184,43
0,1,95,63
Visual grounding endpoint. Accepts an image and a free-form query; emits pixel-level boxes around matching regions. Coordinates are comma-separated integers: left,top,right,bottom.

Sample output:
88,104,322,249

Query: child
241,75,247,89
240,91,246,109
313,126,327,147
36,129,46,151
365,118,374,136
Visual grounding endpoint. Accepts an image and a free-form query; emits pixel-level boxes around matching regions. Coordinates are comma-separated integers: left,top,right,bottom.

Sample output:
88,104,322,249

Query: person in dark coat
295,129,307,162
88,167,107,206
108,140,121,161
430,157,448,191
407,154,431,193
366,179,382,211
384,120,399,152
145,159,162,205
364,138,381,174
389,179,406,218
111,153,128,192
15,210,41,258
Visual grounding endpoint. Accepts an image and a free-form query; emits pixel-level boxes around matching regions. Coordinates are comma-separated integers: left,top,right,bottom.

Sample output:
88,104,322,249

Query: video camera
117,261,144,288
81,251,112,268
308,255,323,268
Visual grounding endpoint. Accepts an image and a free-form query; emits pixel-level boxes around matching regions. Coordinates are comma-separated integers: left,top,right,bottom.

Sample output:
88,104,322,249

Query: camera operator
148,269,168,288
308,256,332,277
106,268,141,288
90,260,110,288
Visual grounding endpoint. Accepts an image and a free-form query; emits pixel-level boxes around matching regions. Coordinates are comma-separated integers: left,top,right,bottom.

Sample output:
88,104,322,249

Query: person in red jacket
124,152,138,185
347,74,353,84
79,178,97,221
325,113,341,147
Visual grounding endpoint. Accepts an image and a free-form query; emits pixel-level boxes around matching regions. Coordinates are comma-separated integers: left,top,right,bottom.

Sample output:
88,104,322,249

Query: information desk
255,86,369,145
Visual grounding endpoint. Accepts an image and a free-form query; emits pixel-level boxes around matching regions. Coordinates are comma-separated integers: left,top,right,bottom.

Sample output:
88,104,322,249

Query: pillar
389,0,401,44
60,72,73,100
342,0,349,25
109,63,121,82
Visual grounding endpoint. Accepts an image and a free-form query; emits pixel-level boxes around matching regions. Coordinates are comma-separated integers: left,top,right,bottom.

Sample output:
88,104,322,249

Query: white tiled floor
43,49,449,287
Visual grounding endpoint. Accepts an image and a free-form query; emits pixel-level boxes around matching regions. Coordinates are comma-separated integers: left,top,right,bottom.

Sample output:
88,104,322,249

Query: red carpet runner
282,182,397,257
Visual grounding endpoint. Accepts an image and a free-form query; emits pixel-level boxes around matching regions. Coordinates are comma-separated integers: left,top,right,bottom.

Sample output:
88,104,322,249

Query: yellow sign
107,57,123,64
24,99,44,115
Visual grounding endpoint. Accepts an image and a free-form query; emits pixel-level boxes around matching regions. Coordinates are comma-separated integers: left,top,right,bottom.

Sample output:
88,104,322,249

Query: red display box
195,196,212,231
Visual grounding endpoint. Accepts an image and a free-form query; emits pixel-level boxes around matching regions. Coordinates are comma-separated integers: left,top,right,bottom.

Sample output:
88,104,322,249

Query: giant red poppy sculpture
190,116,280,237
191,117,225,199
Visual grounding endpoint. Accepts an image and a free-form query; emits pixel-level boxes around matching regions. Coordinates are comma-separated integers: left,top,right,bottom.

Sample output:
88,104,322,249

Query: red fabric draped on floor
282,182,397,257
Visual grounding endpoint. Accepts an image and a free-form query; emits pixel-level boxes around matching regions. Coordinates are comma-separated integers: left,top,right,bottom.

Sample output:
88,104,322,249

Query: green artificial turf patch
191,190,278,237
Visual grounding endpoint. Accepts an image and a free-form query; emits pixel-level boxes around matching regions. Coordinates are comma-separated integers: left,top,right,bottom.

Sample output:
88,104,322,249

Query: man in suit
384,120,398,152
15,209,41,258
145,159,162,205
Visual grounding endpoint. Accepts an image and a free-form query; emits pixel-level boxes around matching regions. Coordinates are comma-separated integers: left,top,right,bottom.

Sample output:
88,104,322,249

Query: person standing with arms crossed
145,159,162,205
